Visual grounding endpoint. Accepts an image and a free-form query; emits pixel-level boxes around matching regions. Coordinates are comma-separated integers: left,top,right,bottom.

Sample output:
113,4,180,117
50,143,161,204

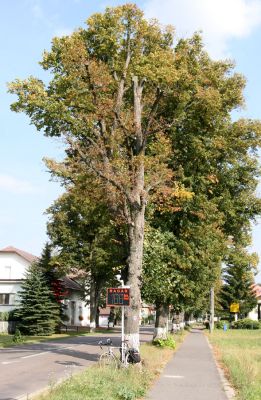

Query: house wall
0,282,22,313
248,298,261,321
63,294,90,326
0,253,29,279
0,253,29,313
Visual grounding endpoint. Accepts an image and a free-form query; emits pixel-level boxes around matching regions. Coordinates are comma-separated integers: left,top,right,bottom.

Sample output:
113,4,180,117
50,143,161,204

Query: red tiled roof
0,246,38,263
252,284,261,298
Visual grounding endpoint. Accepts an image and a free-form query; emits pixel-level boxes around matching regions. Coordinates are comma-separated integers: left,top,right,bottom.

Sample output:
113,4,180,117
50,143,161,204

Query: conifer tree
221,246,258,317
38,243,66,304
37,243,67,324
16,263,60,335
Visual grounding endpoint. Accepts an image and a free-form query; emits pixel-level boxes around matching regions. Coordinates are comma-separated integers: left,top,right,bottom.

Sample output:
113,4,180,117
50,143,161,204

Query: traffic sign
106,288,130,306
230,303,240,313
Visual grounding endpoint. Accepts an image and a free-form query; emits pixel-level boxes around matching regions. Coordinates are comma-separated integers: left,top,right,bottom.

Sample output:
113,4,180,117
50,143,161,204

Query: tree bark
89,278,96,331
95,306,100,328
89,277,101,332
154,303,169,339
124,76,146,350
209,286,215,333
125,204,145,349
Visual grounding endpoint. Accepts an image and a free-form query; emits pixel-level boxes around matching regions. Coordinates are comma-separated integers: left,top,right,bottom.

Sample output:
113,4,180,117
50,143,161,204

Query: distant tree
221,246,258,318
143,206,225,338
37,243,67,324
46,188,127,330
15,263,60,335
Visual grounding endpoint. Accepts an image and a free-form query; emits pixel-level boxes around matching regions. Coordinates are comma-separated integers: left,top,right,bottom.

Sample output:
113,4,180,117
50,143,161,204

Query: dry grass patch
208,330,261,400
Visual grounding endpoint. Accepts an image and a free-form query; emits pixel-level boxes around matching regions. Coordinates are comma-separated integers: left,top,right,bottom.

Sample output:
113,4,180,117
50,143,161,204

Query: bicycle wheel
99,352,119,369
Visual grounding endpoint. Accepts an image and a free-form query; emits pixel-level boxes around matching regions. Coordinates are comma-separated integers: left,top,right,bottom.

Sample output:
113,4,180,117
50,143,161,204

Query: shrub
215,320,229,329
12,328,24,343
231,318,260,330
152,335,176,349
0,312,9,321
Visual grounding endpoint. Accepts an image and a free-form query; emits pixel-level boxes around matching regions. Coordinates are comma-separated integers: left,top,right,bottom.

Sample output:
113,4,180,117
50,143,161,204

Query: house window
0,294,15,305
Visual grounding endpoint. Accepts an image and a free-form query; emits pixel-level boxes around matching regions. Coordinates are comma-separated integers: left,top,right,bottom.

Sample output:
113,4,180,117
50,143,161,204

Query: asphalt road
0,327,153,400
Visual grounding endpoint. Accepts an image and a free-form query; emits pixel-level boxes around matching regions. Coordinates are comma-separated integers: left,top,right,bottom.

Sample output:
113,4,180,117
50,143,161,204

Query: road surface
0,327,153,400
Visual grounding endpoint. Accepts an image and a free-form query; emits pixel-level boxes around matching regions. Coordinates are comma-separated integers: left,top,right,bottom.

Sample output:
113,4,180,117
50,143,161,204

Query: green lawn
0,332,88,348
35,333,186,400
0,328,114,348
208,329,261,400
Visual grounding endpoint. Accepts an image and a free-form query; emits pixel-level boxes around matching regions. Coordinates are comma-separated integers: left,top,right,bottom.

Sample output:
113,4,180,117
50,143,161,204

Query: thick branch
85,63,97,106
142,87,163,149
66,136,133,205
132,75,144,154
88,161,133,206
112,28,132,131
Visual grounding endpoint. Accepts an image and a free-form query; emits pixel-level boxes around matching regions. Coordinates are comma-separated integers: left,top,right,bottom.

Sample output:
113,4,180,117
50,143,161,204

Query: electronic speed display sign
106,288,130,306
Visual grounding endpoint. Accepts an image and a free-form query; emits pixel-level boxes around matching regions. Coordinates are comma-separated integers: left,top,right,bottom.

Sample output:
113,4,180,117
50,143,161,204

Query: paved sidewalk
147,329,229,400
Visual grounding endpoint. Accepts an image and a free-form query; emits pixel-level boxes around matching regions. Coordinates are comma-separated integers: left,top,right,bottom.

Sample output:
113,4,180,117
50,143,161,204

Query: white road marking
164,375,184,379
2,360,20,365
21,345,74,359
21,351,50,359
1,345,77,364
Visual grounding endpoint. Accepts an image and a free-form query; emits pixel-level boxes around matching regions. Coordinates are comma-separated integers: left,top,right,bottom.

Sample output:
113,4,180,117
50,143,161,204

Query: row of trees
9,4,261,343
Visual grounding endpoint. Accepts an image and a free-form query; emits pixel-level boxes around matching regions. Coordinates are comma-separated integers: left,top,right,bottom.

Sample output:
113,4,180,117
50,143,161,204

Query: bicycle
98,338,139,368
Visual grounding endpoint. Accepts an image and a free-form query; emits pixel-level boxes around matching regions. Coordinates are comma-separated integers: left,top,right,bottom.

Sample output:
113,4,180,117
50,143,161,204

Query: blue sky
0,0,260,279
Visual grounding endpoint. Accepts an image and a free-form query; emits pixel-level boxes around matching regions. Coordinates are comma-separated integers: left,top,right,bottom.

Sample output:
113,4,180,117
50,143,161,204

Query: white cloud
0,174,39,194
28,0,74,38
143,0,261,58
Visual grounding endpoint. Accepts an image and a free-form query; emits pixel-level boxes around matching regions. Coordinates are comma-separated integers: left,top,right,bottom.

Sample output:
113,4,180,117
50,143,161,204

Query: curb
15,374,69,400
206,336,235,400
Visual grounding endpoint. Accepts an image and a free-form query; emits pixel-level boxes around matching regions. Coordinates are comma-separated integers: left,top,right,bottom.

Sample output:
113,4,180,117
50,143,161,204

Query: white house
248,284,261,321
0,246,91,328
0,246,37,313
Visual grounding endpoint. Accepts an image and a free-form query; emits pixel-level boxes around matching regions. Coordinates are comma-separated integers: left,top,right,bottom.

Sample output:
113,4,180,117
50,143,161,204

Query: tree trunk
209,286,215,333
124,76,145,349
154,303,169,339
89,278,101,332
95,306,100,328
125,205,145,349
89,278,96,332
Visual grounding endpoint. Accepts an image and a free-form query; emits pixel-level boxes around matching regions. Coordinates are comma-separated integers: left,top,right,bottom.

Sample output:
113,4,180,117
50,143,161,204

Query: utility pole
210,286,215,333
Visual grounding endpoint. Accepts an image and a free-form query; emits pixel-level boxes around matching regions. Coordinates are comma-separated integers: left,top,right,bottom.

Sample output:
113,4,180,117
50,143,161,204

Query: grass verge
207,329,261,400
34,332,186,400
0,329,114,348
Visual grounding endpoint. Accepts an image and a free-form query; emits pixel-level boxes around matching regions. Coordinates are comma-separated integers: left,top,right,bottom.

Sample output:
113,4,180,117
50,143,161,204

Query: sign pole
121,305,124,363
106,284,130,364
